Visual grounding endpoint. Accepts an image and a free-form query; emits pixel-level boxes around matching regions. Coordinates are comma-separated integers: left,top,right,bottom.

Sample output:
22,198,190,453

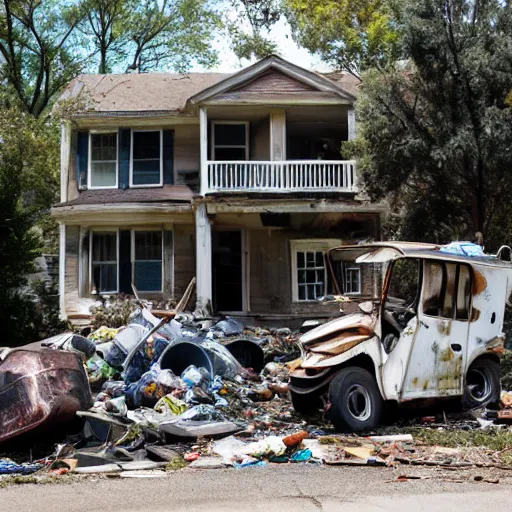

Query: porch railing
204,160,358,194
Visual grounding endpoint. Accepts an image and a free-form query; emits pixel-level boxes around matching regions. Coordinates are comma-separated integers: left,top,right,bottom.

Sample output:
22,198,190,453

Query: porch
199,105,357,195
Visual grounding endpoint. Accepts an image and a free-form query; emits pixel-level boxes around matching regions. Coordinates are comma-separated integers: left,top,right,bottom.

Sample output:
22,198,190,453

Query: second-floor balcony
204,160,357,194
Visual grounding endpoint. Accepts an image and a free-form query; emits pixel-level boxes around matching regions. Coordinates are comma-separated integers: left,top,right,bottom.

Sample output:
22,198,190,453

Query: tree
0,0,88,117
83,0,130,74
286,0,402,78
122,0,221,73
0,103,62,346
228,0,281,60
345,0,512,249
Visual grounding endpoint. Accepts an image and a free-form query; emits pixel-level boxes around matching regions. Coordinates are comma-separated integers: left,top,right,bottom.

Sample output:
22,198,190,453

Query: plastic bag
214,317,244,336
155,394,189,415
245,436,286,458
181,365,208,387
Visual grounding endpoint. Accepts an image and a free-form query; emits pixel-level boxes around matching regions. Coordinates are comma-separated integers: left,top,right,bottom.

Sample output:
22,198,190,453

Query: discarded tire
463,357,500,409
159,342,213,377
328,367,383,432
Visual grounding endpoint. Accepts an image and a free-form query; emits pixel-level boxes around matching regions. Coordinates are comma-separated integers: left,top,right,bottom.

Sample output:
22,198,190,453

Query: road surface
1,465,510,511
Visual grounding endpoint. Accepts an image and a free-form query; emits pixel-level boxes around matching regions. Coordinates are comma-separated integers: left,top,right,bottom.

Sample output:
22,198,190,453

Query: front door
401,261,471,400
213,230,243,311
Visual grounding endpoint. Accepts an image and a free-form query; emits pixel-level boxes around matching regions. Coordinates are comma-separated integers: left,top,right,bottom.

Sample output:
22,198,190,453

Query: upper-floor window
89,132,118,189
130,130,163,187
212,122,249,161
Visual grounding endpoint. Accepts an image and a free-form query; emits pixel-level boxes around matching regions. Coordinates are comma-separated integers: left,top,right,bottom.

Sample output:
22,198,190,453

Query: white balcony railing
204,160,357,194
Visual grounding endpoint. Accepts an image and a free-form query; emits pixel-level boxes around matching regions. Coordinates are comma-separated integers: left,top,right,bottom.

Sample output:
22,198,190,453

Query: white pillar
348,108,356,141
58,223,67,320
195,203,213,315
60,122,71,203
199,106,208,196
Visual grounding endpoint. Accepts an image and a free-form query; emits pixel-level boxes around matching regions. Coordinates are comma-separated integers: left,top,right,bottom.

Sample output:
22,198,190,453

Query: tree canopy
346,0,512,248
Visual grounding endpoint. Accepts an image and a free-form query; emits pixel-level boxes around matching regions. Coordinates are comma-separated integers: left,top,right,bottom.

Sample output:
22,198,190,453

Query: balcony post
60,121,71,203
348,108,356,141
199,106,208,196
194,203,213,316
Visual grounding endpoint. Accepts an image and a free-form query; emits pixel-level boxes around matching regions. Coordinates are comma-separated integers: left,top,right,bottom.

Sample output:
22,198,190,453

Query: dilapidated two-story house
52,55,384,324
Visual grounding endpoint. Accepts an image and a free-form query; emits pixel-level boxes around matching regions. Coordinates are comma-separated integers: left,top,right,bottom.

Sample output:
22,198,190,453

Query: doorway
213,230,243,311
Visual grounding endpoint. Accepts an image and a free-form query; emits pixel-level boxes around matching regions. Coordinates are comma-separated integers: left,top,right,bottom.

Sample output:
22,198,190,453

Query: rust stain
472,271,487,295
471,308,481,322
423,380,429,390
440,347,454,362
437,321,451,336
412,377,419,386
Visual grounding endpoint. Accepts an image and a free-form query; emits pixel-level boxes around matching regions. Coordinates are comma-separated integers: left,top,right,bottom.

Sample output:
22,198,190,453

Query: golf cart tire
328,367,383,432
290,390,322,415
463,357,500,410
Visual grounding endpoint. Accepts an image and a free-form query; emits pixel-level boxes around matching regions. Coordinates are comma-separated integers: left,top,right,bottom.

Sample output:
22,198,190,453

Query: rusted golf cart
290,242,512,432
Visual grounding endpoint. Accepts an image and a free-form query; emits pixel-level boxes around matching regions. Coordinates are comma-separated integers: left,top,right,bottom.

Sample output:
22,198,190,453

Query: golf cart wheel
291,390,322,415
328,367,383,432
463,358,500,409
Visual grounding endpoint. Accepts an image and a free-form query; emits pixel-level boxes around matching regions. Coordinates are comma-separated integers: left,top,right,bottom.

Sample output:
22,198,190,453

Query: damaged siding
174,224,196,297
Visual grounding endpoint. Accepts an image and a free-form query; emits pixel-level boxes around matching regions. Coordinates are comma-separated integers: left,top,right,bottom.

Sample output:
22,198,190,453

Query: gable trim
187,55,356,106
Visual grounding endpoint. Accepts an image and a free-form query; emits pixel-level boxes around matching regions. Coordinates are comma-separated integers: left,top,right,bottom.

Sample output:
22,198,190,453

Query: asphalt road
1,465,511,511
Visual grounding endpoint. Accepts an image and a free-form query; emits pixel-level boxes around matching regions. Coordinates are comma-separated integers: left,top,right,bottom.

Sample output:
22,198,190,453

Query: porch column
60,122,71,203
199,106,208,196
195,203,213,315
58,223,67,320
270,110,286,161
348,108,356,141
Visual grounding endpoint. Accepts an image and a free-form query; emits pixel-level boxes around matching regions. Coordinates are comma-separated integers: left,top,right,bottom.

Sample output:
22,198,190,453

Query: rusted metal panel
0,348,92,444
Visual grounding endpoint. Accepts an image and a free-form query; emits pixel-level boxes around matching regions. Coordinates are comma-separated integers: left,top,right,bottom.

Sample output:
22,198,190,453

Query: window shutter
163,129,174,185
119,230,132,294
118,128,131,189
77,131,88,189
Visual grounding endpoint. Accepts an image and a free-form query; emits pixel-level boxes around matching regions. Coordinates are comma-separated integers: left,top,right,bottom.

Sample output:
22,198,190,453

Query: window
212,122,248,161
133,231,163,292
291,239,341,302
91,232,118,293
345,266,362,295
422,261,472,320
89,133,117,188
131,130,162,186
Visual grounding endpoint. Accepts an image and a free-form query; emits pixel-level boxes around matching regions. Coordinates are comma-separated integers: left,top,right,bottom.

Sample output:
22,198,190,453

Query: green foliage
0,105,62,346
286,0,402,77
227,0,281,60
346,0,512,248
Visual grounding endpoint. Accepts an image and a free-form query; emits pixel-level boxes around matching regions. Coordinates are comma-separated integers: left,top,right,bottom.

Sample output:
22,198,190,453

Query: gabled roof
187,55,357,105
57,55,358,117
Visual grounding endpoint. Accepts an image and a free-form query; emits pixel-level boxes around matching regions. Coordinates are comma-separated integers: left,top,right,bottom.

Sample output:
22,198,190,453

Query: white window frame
129,129,163,188
290,239,341,302
131,229,164,293
211,121,249,161
87,130,118,190
345,266,362,296
89,228,120,294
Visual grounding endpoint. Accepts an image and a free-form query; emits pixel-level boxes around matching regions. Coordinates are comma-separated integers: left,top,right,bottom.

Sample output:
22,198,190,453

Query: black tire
463,357,501,410
291,390,322,415
328,367,383,432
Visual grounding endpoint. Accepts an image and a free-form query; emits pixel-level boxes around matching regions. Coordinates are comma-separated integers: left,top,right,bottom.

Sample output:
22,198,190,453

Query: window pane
91,133,117,161
91,232,117,293
91,134,117,187
456,265,471,321
134,231,162,292
91,161,116,187
441,263,457,318
422,262,444,316
295,249,325,300
214,147,246,161
346,267,361,294
297,252,305,268
214,124,246,146
135,231,162,261
92,233,116,262
133,131,160,160
132,160,160,185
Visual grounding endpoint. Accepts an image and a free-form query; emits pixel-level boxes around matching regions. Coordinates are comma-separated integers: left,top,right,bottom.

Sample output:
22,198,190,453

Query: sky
192,16,332,73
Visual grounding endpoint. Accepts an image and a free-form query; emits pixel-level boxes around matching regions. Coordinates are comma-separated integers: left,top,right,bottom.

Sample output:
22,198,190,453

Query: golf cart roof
329,242,512,269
